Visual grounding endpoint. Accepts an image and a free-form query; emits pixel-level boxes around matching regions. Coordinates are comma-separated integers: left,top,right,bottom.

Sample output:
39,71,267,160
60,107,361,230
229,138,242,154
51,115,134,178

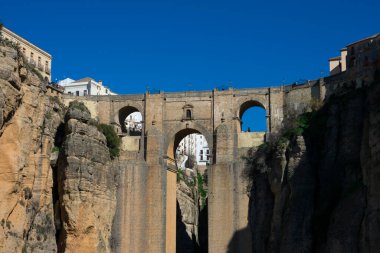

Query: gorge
0,36,380,253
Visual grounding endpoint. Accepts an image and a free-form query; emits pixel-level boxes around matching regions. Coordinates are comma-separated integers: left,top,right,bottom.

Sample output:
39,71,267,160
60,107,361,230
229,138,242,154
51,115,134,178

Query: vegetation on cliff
67,100,121,159
98,123,121,159
244,73,380,252
0,29,44,81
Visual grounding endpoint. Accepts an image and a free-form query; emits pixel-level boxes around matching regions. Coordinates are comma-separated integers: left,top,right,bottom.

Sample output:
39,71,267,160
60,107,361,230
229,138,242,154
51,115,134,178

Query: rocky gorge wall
0,43,63,253
246,72,380,252
56,105,119,253
0,43,119,253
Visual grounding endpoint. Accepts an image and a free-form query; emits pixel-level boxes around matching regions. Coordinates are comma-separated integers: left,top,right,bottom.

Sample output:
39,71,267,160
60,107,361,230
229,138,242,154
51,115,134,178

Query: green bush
68,100,89,112
99,124,121,159
197,172,208,209
282,111,316,140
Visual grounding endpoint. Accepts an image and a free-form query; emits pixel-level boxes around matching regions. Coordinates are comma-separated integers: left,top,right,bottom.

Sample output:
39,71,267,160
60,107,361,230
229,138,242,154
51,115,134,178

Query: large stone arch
163,122,213,253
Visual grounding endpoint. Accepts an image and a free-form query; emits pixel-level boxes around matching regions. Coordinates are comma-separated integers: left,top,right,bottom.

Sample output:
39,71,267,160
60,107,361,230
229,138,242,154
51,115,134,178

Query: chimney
98,80,103,86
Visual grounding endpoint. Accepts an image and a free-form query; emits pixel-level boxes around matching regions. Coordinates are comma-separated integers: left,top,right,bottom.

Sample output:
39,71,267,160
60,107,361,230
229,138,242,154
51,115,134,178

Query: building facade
124,112,143,136
176,133,210,168
329,34,380,75
0,26,52,81
58,77,116,96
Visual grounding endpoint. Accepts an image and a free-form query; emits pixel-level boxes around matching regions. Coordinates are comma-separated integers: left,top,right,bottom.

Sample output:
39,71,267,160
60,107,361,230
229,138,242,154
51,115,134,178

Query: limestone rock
247,78,380,253
65,107,91,123
176,181,199,253
0,44,63,253
57,109,119,253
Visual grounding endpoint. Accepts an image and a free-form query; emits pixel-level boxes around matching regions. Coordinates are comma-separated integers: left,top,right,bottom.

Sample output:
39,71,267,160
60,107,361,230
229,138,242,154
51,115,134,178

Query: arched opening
118,106,142,135
238,100,267,147
166,128,209,253
118,106,143,152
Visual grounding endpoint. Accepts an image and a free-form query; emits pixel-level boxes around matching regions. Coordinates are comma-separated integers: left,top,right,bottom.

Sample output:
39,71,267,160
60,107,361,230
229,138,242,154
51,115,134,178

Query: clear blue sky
2,0,379,131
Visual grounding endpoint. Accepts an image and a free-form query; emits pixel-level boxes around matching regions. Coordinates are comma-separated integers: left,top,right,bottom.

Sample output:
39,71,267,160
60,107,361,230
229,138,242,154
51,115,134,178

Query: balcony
45,67,51,74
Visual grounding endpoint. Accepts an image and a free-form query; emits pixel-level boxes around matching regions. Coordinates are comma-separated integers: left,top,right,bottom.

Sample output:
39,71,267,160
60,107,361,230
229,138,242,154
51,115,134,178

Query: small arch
239,100,267,132
118,106,142,134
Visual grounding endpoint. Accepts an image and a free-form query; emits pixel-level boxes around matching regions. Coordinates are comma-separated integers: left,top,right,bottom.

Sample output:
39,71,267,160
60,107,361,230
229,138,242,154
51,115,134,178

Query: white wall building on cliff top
58,77,116,96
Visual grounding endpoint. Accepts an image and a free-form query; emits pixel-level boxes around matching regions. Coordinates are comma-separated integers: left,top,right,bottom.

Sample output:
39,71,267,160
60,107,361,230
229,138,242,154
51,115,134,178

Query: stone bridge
63,86,288,253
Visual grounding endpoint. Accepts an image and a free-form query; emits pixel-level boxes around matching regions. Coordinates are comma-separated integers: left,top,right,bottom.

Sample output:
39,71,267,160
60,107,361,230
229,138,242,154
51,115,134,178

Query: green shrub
282,111,316,140
68,100,89,112
98,124,121,159
197,172,208,209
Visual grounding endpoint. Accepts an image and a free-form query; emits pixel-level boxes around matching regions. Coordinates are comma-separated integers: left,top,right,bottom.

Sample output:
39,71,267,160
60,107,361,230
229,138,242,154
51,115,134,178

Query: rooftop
1,26,52,58
329,56,341,61
72,77,96,83
347,34,380,47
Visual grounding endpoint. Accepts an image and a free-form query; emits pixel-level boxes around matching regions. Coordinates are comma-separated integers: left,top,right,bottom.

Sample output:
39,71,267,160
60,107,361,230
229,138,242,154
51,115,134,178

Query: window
84,90,87,96
182,104,194,120
38,57,42,69
206,150,209,154
68,92,72,95
30,52,34,64
200,150,203,155
22,48,26,54
76,91,79,96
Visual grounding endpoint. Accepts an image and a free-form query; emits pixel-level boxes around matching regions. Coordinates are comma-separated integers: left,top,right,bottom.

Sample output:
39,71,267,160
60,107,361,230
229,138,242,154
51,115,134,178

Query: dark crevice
52,122,65,249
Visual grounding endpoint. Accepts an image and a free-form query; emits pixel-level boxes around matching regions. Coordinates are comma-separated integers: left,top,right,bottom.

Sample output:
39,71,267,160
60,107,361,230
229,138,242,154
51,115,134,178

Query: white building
176,134,210,168
58,77,116,96
124,112,142,135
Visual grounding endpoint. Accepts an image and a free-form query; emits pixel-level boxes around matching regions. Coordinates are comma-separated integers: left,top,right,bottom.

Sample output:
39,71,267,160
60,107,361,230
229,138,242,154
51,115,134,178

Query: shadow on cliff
176,201,199,253
226,226,252,253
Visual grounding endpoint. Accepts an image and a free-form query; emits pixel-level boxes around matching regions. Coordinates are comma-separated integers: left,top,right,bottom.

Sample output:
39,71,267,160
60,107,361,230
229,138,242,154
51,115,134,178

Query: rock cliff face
247,77,380,252
0,43,119,253
176,181,199,253
0,44,63,252
57,106,119,253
